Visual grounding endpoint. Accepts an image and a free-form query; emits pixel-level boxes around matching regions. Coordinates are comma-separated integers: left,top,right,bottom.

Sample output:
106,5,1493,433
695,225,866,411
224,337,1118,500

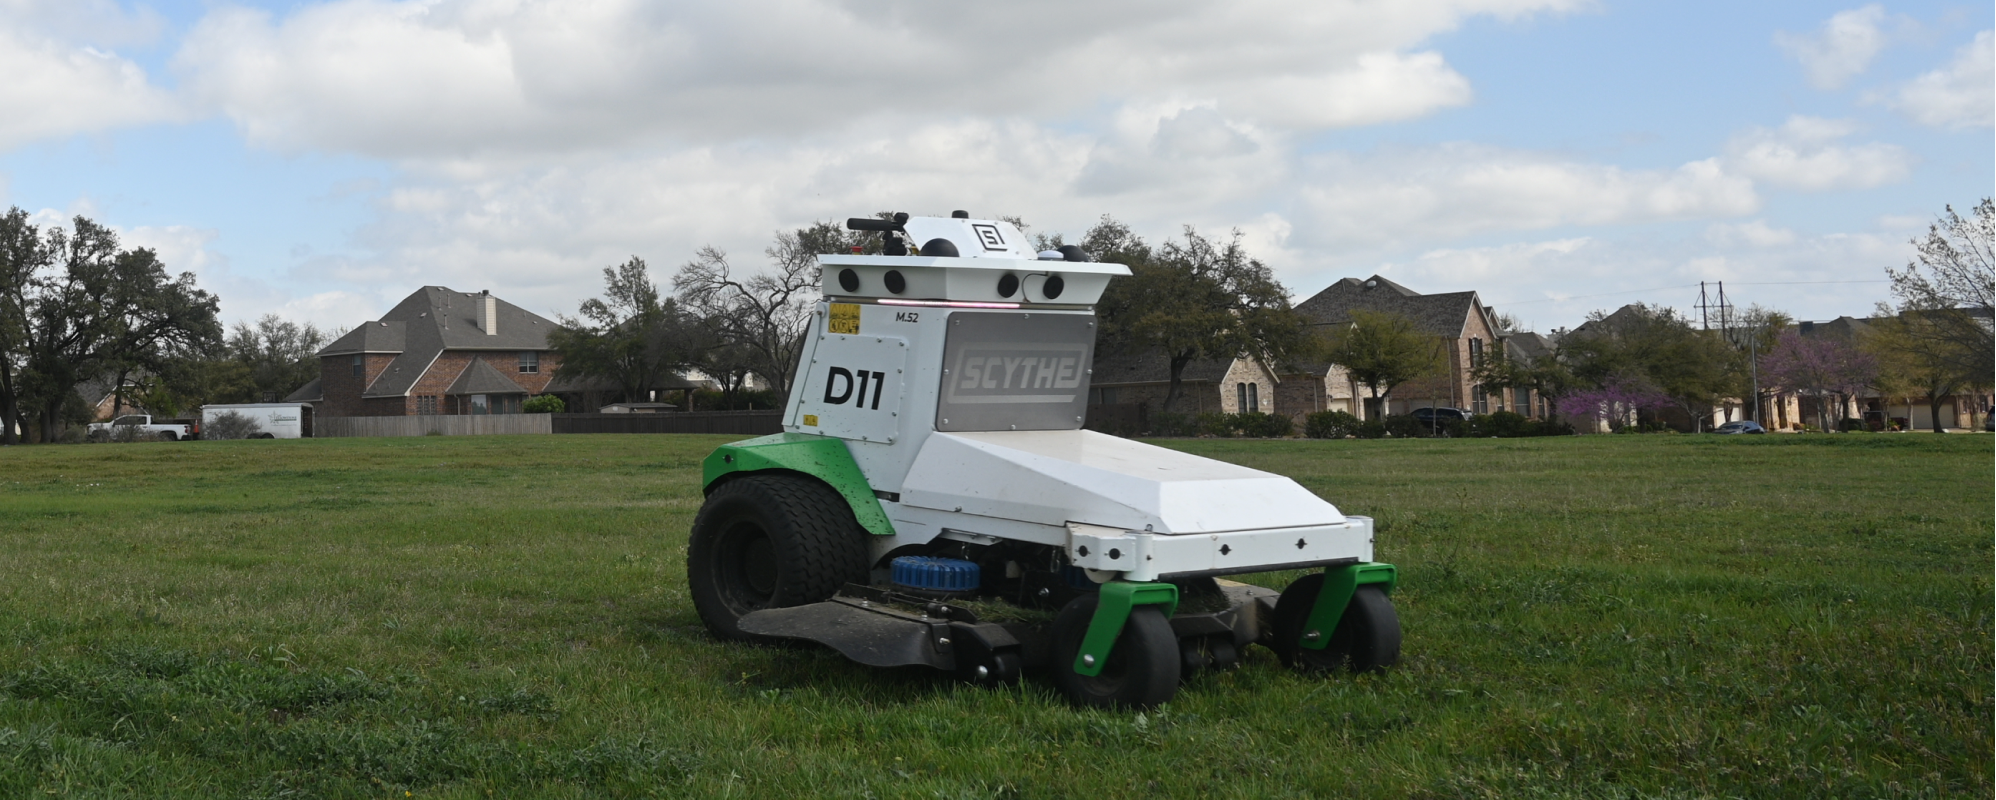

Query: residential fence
315,411,785,438
317,414,553,438
551,411,783,435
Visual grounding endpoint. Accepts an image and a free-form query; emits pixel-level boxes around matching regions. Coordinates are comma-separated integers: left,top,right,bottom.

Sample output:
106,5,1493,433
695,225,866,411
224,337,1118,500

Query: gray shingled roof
1091,348,1235,386
283,378,323,403
446,359,529,395
1505,331,1556,362
320,321,406,355
316,286,559,399
1295,275,1482,338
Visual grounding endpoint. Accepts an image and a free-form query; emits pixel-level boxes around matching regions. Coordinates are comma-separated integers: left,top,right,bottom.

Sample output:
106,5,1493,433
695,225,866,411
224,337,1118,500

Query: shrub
691,388,780,411
1836,417,1866,432
1304,410,1361,439
1354,420,1388,439
1233,412,1293,438
1148,412,1199,437
1382,415,1428,439
204,411,264,440
523,395,565,414
1194,412,1234,437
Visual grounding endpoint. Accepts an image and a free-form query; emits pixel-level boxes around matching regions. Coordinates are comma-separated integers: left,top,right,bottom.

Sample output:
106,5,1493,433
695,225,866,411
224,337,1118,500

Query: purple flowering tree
1555,373,1674,432
1760,330,1880,431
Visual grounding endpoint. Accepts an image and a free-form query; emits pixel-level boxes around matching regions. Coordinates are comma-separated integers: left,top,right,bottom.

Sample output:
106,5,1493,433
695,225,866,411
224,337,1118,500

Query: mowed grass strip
0,433,1986,798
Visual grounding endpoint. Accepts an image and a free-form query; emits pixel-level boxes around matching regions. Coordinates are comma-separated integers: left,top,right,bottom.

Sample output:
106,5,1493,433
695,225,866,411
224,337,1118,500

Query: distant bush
1194,412,1234,437
523,395,565,414
691,388,779,411
1457,411,1572,438
1148,412,1197,437
1304,410,1361,439
1383,415,1428,439
1354,420,1388,439
1232,412,1293,438
204,411,264,440
1836,417,1866,432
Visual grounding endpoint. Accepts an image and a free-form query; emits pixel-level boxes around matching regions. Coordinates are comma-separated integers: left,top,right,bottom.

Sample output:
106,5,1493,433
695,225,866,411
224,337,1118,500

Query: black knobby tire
1050,595,1181,709
687,474,871,641
1271,573,1401,673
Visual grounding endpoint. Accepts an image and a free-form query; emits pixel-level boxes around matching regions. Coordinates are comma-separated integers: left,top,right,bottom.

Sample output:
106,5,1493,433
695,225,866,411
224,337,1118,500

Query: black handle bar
846,218,902,232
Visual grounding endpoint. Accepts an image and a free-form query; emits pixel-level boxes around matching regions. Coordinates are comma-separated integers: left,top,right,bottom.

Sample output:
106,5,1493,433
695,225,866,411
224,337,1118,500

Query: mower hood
897,430,1347,535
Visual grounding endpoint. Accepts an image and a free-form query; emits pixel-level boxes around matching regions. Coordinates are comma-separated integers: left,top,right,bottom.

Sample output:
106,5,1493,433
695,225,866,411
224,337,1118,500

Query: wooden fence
316,414,553,438
552,411,783,435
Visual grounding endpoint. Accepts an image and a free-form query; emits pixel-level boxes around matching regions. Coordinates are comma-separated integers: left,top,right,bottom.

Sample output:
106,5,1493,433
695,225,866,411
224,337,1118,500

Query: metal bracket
1299,562,1396,651
1072,581,1179,677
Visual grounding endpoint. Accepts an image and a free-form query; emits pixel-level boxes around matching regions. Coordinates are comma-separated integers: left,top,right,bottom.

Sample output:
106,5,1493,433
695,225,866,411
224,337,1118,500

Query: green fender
701,432,895,536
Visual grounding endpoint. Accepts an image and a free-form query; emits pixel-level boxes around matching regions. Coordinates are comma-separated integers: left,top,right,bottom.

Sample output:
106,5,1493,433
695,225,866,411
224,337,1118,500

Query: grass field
0,432,1988,798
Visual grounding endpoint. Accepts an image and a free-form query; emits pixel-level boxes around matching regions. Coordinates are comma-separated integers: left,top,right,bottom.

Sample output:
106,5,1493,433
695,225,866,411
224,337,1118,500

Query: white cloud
1889,30,1994,129
0,2,181,148
1292,145,1759,253
1775,5,1891,90
1402,237,1591,286
1704,220,1797,247
1724,116,1913,191
169,0,1578,158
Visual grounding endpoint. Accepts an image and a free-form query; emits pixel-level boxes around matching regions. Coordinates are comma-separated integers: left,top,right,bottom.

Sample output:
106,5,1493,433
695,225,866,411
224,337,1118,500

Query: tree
0,207,46,444
226,314,330,403
1760,329,1880,431
1323,309,1443,413
1,213,219,442
675,223,855,402
1555,373,1674,432
1091,219,1305,412
1885,199,1994,377
551,257,710,405
1562,304,1740,431
1867,309,1979,432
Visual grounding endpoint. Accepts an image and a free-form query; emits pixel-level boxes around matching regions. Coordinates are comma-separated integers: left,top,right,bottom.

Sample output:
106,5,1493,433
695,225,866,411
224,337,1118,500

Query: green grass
0,433,1988,798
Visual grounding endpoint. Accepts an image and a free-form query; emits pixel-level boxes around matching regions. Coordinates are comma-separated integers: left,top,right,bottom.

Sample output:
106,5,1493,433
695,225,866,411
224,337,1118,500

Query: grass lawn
0,432,1988,798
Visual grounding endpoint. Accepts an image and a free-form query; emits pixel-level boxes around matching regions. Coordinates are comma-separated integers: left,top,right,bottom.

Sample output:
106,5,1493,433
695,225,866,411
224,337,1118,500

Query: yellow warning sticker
802,414,819,426
828,303,861,335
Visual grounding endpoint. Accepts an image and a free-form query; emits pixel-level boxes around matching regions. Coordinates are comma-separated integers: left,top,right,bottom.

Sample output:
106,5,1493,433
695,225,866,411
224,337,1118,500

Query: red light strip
875,298,1021,309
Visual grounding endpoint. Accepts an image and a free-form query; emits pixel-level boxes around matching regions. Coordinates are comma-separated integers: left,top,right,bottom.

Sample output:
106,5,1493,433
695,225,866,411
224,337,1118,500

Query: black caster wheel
1271,573,1401,673
687,474,869,641
1050,595,1181,709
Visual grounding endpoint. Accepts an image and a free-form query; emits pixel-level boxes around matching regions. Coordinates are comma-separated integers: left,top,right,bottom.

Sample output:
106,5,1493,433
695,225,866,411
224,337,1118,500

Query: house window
1237,383,1247,413
416,395,438,415
1513,388,1529,416
352,354,364,377
469,394,489,415
1472,384,1489,415
1469,338,1484,367
1248,383,1260,413
519,351,539,374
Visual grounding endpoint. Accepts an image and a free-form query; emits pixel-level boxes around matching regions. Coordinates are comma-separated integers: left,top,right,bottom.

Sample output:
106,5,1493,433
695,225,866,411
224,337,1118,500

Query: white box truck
199,403,312,439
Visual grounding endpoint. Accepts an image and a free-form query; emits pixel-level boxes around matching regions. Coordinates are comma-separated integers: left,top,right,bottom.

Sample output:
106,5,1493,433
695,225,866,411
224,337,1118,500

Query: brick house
1286,275,1518,419
1089,350,1282,415
300,287,562,417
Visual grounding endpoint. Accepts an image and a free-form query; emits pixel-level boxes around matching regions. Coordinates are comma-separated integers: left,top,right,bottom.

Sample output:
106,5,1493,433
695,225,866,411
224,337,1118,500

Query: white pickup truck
86,414,197,442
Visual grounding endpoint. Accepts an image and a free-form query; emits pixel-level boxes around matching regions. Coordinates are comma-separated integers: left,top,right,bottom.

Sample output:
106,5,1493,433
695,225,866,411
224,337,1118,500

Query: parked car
1713,420,1766,435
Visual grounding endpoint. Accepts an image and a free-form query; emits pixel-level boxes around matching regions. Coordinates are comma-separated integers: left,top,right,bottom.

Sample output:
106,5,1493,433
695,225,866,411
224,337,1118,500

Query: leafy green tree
551,257,711,405
1323,309,1444,413
1562,304,1740,431
1091,218,1304,412
226,314,330,402
1885,199,1994,378
1471,338,1577,422
2,212,218,442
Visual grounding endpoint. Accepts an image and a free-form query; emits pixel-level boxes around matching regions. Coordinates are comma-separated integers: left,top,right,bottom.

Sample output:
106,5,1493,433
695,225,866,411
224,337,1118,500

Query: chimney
479,290,497,336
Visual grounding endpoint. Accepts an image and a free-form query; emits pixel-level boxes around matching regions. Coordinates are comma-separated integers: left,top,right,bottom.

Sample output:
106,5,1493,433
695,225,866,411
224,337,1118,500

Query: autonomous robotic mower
688,212,1400,709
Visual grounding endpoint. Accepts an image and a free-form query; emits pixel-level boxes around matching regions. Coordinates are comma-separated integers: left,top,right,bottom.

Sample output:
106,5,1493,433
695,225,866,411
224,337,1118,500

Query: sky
1,0,1990,335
